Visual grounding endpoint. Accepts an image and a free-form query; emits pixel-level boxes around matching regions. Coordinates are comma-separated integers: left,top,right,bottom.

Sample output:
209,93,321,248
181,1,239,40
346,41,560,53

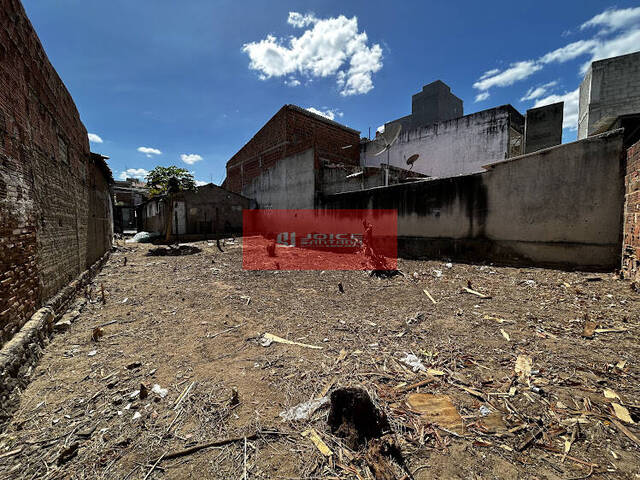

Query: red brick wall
622,140,640,281
225,106,360,194
0,0,112,347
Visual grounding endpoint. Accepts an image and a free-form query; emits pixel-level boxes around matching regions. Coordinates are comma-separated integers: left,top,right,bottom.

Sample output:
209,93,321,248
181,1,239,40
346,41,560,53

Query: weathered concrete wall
242,148,315,209
622,140,640,280
0,0,112,347
363,106,522,179
325,130,625,270
524,102,563,153
578,52,640,139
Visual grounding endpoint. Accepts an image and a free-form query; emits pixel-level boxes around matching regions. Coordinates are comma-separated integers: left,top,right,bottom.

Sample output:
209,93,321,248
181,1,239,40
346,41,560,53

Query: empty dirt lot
0,239,639,479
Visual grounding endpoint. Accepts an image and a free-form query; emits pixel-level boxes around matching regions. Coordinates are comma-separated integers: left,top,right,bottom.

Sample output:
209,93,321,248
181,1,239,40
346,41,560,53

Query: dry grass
0,238,639,479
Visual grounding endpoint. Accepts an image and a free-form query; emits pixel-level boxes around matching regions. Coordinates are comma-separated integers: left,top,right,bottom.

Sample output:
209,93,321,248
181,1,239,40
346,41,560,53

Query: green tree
146,166,196,197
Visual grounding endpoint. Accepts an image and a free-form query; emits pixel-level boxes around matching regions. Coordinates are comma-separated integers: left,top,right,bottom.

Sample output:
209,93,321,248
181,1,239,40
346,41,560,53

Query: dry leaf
500,329,510,341
612,403,634,424
603,388,620,400
515,355,532,383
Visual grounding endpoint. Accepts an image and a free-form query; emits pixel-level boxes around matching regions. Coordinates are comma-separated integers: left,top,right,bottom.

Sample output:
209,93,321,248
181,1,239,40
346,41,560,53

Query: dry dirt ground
1,238,639,479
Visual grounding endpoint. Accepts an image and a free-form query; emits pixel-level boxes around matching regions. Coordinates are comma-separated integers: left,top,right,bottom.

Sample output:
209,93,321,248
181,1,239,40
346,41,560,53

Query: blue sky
23,1,640,185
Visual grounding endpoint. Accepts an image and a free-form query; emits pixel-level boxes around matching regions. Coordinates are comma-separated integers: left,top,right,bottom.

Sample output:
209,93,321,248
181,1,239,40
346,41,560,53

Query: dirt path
0,239,639,479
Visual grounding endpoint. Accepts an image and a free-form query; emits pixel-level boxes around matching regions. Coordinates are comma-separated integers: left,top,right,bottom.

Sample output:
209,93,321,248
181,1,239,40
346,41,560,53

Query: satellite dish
369,123,402,157
406,153,419,170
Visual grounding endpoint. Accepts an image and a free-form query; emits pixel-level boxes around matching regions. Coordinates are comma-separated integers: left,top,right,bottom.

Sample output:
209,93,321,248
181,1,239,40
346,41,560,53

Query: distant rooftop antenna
368,123,402,186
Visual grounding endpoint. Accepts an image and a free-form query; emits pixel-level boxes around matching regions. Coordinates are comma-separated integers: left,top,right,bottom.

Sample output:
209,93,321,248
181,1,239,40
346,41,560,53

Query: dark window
58,135,68,164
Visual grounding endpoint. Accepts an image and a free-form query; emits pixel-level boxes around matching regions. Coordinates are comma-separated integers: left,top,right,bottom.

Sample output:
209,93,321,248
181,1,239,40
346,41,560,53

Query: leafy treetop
146,166,196,197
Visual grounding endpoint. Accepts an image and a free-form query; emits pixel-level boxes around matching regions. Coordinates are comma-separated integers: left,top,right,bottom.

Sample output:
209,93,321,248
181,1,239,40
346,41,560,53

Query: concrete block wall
622,140,640,280
386,80,464,132
524,102,563,153
579,52,640,139
0,0,112,348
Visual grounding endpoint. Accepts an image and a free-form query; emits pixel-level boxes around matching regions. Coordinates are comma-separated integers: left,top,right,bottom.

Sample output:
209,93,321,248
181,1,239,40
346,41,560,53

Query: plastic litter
400,353,426,372
125,231,160,243
279,396,329,421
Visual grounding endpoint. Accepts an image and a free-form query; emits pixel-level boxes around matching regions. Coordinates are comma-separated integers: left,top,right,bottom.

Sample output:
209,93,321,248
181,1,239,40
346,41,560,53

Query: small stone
54,320,72,332
87,350,97,357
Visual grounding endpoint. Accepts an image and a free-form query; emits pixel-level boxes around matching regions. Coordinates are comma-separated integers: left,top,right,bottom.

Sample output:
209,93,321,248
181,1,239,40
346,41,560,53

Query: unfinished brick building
224,105,360,208
0,0,113,347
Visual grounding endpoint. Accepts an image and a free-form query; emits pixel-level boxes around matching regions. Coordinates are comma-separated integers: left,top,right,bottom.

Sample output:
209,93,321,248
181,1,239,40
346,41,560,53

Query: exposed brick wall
622,140,640,281
225,105,360,194
0,0,112,347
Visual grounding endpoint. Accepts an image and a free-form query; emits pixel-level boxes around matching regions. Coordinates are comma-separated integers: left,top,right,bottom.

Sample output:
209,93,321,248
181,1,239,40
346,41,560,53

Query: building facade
141,184,251,239
112,178,148,233
362,105,524,178
224,105,360,208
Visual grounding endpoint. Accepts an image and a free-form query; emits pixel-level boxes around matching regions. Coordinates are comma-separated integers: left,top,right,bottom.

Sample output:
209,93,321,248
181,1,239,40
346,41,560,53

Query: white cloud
534,88,579,130
474,92,490,102
119,168,149,181
472,5,640,121
285,77,301,87
376,124,385,133
195,180,208,187
582,28,640,73
180,153,203,165
287,12,317,28
479,68,500,80
520,81,558,101
473,61,542,92
137,146,162,158
88,133,103,144
305,107,342,121
581,7,640,34
539,40,598,64
242,12,383,96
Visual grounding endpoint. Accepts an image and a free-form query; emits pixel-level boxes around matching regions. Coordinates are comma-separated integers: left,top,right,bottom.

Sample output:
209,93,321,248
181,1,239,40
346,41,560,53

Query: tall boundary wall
0,250,110,424
323,130,626,271
0,0,113,348
622,140,640,280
